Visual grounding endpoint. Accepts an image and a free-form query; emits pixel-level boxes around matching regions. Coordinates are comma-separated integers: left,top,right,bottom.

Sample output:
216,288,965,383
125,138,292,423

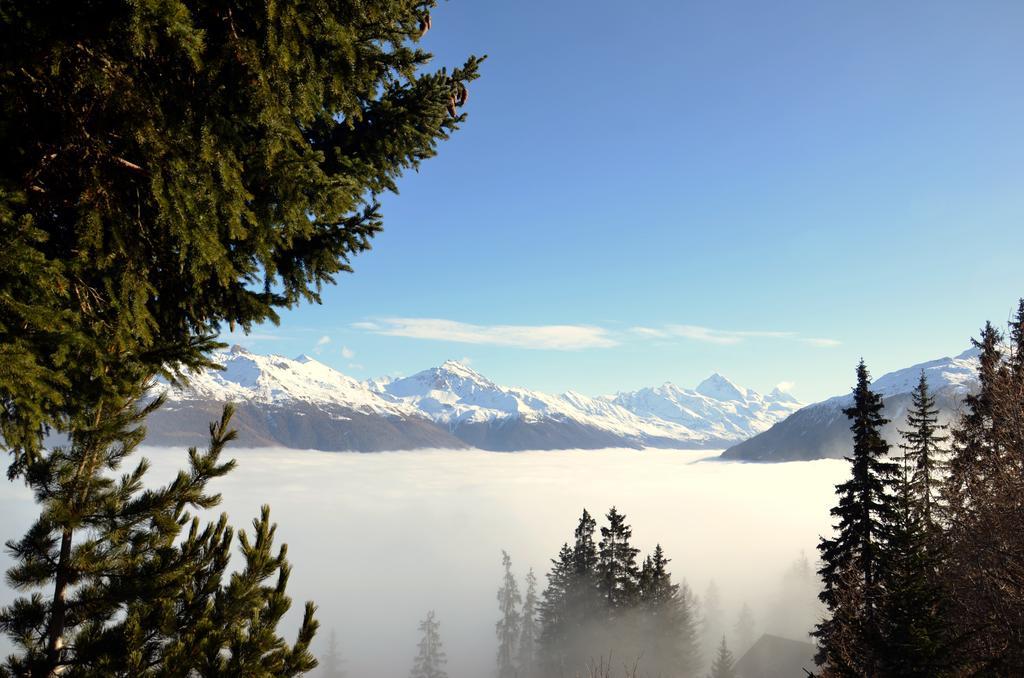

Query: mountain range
720,348,980,462
145,346,803,452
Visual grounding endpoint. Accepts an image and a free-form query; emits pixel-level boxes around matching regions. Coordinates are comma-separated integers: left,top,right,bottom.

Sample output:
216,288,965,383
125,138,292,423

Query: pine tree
597,507,640,612
496,551,522,678
940,310,1024,673
538,544,574,676
570,509,601,620
945,322,1003,512
0,405,318,676
878,445,948,677
899,372,948,539
1,4,482,674
1,2,484,465
766,552,821,643
539,510,603,677
701,581,724,661
732,603,755,657
707,637,737,678
320,629,346,678
814,360,900,676
518,569,540,678
639,545,701,677
410,611,448,678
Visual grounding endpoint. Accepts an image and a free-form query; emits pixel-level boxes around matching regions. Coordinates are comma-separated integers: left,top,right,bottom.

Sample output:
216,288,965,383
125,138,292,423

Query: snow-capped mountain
605,374,802,442
174,347,413,417
145,347,801,452
148,347,465,451
720,348,980,462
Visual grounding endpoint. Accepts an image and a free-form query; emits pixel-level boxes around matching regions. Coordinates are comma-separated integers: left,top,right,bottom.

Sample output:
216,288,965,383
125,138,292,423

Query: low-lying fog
0,448,848,677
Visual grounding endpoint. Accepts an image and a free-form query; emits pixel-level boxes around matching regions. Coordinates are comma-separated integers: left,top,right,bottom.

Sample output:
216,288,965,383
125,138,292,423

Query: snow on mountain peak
767,386,800,404
159,348,801,449
870,349,979,397
695,373,748,402
437,359,486,380
159,348,410,417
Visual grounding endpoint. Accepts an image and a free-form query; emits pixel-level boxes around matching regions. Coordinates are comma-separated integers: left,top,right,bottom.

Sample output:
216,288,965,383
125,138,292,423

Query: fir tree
732,603,755,657
1010,298,1024,380
0,1,484,465
639,545,701,677
570,509,601,619
945,322,1003,511
410,611,448,678
707,637,737,678
538,544,574,676
766,552,821,643
496,551,522,678
0,4,483,674
701,581,724,661
814,360,900,676
0,405,318,676
878,445,948,677
940,311,1024,673
898,372,948,538
518,569,540,678
597,507,640,612
320,629,346,678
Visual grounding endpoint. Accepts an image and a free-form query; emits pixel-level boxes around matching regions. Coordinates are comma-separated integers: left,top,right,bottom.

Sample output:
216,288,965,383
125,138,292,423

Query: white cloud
352,317,618,351
775,381,797,393
802,337,842,348
341,346,355,359
633,324,838,348
629,326,670,339
313,335,332,354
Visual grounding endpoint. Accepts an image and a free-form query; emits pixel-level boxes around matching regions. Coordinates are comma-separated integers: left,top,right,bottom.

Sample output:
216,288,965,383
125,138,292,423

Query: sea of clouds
0,447,848,677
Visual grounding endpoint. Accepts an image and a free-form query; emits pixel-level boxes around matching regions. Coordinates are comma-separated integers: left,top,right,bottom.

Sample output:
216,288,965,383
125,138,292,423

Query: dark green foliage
410,610,447,678
0,0,482,465
707,637,736,678
814,361,900,676
878,459,948,677
877,377,951,677
537,509,700,678
945,322,1002,513
871,373,951,676
1,3,480,674
496,551,521,678
597,507,640,612
537,544,573,677
899,372,947,538
571,509,601,620
0,405,318,676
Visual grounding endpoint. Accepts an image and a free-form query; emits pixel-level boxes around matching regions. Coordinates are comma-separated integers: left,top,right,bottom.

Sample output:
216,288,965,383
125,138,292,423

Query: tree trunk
45,527,73,677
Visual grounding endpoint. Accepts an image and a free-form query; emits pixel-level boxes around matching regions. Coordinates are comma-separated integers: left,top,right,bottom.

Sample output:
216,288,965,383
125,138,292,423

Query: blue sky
228,1,1024,403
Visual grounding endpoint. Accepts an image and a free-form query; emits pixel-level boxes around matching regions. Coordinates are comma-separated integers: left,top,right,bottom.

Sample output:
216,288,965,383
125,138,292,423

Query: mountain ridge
720,348,979,462
145,347,802,452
